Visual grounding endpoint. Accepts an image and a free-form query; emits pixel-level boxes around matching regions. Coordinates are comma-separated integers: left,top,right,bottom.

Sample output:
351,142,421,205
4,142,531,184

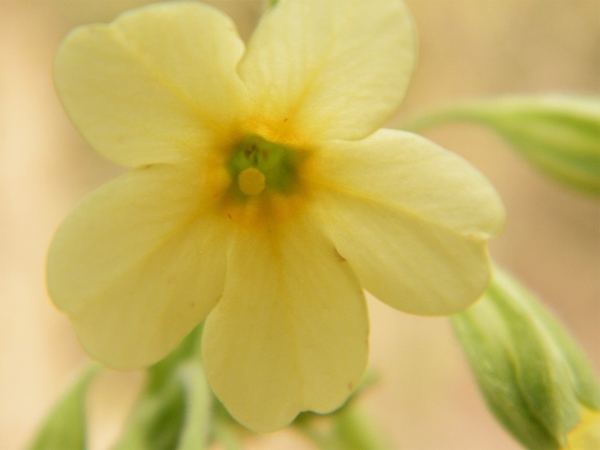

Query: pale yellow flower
562,408,600,450
48,0,505,431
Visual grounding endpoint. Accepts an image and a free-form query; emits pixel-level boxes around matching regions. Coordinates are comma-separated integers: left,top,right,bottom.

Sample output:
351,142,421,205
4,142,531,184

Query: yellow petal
47,164,230,369
563,408,600,450
313,130,505,315
202,219,368,432
54,2,245,167
239,0,415,142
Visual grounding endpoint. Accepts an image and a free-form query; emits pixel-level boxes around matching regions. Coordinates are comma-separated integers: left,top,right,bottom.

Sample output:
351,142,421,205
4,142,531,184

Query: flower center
228,135,303,197
238,167,266,196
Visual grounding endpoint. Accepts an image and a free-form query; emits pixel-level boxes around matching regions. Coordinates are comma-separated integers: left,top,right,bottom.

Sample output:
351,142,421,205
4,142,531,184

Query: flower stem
400,103,492,133
211,420,242,450
333,404,392,450
294,401,392,450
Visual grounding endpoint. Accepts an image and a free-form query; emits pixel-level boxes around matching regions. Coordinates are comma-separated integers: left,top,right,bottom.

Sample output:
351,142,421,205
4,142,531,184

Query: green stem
211,421,242,450
294,401,392,450
294,421,342,449
401,103,494,133
334,404,392,450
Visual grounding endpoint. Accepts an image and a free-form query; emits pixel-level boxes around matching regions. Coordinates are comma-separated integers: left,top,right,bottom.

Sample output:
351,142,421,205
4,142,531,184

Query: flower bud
409,95,600,196
452,267,600,449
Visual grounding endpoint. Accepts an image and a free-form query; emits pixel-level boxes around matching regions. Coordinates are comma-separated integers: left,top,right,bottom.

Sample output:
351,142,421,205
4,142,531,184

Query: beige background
1,0,598,449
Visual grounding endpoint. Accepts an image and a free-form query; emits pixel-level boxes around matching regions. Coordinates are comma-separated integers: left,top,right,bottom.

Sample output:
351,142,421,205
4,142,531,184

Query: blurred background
1,0,598,449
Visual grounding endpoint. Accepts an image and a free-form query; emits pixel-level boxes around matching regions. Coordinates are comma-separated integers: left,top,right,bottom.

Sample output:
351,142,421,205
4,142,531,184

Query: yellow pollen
238,167,266,196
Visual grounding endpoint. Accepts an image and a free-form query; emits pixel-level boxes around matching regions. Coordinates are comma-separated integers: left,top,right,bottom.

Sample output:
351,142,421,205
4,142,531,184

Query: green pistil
227,135,303,196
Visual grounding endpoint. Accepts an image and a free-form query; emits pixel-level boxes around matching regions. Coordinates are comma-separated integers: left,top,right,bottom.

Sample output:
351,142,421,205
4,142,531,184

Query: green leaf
404,95,600,196
114,325,211,450
176,361,212,450
29,364,100,450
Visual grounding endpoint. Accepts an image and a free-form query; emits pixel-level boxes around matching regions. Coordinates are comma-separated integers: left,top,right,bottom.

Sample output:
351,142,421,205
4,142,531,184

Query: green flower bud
452,267,600,450
406,95,600,196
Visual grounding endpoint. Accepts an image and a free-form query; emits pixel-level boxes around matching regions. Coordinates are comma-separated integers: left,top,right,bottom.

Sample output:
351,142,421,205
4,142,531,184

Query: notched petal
47,165,230,369
202,219,368,432
54,2,246,167
239,0,416,142
313,129,505,315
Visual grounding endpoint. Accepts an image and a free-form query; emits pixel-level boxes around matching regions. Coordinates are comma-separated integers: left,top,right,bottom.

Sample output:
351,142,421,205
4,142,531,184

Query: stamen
238,167,266,196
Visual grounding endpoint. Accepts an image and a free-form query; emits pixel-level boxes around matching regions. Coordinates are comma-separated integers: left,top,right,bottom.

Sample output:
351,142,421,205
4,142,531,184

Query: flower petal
47,164,230,369
313,129,505,315
239,0,415,142
54,3,245,167
202,219,368,432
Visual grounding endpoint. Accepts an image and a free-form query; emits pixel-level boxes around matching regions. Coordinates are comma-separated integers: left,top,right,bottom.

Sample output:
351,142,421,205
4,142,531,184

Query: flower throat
228,135,303,197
